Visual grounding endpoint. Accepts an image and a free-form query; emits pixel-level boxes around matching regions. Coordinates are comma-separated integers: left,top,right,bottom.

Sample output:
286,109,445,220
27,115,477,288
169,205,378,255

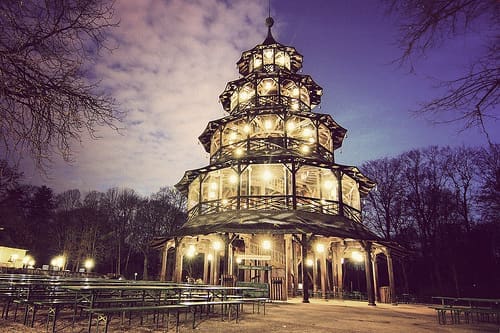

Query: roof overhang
170,209,381,241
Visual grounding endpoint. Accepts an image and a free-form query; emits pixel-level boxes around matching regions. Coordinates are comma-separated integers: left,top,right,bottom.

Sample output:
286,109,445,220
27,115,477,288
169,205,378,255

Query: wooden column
301,234,310,303
203,252,210,284
337,247,344,295
212,250,220,285
387,250,397,305
331,245,339,296
320,249,327,299
285,234,293,298
362,242,376,306
372,252,379,302
312,256,318,295
173,243,183,283
292,238,299,297
160,244,169,281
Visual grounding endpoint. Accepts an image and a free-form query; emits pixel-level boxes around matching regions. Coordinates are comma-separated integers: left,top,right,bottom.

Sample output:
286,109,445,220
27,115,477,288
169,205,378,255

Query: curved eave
175,157,375,196
337,164,377,195
173,209,381,241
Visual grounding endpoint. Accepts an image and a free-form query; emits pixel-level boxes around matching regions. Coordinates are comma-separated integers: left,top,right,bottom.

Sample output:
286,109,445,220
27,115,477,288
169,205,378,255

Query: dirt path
1,298,497,332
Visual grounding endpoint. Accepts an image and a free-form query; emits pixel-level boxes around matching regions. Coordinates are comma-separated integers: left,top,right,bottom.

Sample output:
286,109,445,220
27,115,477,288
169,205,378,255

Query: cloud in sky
19,0,497,196
23,0,268,195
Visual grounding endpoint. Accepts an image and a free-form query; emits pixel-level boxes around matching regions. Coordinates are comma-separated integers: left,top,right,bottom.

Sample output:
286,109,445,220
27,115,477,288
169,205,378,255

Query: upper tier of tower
219,18,323,115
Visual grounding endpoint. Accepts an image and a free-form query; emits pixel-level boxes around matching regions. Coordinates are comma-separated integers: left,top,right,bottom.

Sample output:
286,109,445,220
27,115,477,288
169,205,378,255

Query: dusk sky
21,0,498,196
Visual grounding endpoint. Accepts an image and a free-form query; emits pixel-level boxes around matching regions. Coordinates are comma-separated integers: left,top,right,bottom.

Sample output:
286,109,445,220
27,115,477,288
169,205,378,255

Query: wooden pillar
203,252,210,284
227,244,234,277
212,250,220,285
312,256,318,295
173,243,183,283
372,252,379,302
337,247,344,295
285,234,293,298
320,249,327,299
301,234,310,303
362,242,376,306
387,251,397,305
160,244,169,281
331,245,338,296
292,238,299,297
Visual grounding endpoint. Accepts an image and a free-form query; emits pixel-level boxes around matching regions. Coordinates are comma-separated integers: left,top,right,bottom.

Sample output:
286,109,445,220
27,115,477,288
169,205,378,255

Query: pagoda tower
158,17,399,305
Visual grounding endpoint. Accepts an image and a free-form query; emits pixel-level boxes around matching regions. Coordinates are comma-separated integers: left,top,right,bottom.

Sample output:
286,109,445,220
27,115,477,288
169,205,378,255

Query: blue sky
21,0,498,195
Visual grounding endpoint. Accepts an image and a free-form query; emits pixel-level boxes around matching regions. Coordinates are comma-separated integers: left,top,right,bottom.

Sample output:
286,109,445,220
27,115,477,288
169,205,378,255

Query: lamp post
84,258,95,273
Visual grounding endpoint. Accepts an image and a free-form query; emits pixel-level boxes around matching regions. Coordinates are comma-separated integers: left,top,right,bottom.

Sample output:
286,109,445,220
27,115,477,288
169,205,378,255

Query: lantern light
212,241,222,251
351,251,364,262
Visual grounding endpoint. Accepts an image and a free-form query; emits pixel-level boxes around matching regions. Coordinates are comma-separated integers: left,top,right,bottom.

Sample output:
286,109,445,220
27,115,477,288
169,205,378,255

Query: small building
0,228,29,269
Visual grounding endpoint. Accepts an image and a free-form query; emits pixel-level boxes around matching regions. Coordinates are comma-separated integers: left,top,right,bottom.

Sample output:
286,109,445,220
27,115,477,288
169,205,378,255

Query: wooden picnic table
430,296,500,325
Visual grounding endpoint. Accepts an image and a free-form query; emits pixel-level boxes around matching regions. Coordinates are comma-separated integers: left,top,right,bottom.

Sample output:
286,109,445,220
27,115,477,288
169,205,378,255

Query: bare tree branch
0,0,122,172
384,0,499,143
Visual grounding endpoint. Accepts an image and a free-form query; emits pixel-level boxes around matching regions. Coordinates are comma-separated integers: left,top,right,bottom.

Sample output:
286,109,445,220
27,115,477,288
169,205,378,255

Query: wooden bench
240,297,269,315
179,300,244,328
84,304,188,333
430,306,500,325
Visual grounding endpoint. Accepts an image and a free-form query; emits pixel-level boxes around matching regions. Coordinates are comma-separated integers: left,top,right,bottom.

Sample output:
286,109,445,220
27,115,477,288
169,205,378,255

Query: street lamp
51,255,66,271
84,258,95,272
262,239,272,250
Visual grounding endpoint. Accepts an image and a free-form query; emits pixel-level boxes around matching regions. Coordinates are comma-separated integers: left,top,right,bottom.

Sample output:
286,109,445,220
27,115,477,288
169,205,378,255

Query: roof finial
263,1,276,45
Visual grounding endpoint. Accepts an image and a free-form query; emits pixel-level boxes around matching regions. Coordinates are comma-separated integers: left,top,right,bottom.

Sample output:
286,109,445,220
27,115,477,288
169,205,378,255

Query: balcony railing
187,195,361,224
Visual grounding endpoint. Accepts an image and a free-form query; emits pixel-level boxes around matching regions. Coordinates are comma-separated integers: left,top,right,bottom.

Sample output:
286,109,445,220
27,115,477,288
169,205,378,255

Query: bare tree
362,157,407,240
0,160,23,198
0,0,121,171
384,0,499,143
102,187,140,276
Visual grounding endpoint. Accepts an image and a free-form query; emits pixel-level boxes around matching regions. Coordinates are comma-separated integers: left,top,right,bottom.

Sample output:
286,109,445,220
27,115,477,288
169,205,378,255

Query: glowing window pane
253,54,262,69
318,123,332,152
300,85,310,106
188,177,200,210
257,79,278,96
263,48,274,65
342,174,360,210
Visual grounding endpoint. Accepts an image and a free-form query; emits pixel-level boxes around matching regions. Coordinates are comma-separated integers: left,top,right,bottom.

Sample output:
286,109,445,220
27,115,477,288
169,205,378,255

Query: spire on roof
263,16,277,45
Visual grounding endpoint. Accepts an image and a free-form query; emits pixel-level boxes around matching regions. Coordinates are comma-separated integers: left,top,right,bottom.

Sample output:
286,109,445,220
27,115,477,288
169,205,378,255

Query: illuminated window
275,51,290,69
320,169,338,201
281,80,300,98
210,128,221,155
296,166,320,198
239,83,255,105
300,85,310,107
188,177,200,210
342,174,360,210
251,115,284,138
263,48,274,65
230,92,238,111
249,164,286,196
257,78,278,96
318,123,332,152
253,53,262,70
201,171,221,202
220,168,238,205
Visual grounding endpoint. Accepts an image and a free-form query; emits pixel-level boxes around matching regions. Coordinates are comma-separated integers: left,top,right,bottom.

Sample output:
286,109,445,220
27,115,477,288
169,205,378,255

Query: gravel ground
1,298,498,333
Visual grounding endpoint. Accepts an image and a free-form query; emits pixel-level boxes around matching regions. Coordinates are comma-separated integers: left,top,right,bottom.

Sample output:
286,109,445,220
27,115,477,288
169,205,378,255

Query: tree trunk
143,253,149,280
